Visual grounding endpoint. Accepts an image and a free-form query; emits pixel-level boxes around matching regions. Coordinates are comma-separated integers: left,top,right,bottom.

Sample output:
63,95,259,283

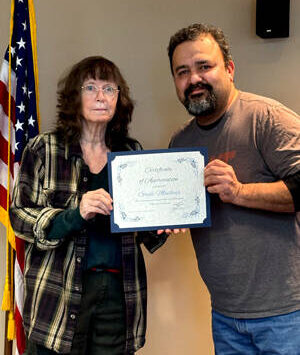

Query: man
168,23,300,354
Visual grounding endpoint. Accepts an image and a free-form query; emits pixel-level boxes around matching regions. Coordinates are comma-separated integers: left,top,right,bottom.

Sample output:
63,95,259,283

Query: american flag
0,0,40,354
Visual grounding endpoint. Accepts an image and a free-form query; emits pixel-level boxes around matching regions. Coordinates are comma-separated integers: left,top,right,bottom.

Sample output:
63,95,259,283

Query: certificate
107,148,211,233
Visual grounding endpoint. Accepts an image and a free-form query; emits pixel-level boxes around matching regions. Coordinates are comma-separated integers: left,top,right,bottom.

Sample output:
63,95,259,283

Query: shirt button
75,286,80,291
76,257,82,263
83,177,88,182
70,314,76,320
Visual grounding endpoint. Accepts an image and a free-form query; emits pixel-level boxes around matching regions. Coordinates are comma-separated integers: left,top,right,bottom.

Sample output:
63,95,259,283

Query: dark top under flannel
10,132,168,354
48,166,123,270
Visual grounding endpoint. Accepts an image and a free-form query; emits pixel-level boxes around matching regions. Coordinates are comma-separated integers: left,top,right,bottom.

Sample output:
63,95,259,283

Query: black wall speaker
256,0,290,38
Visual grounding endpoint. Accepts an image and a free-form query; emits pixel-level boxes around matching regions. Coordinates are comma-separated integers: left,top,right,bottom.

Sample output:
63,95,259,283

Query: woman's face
81,78,119,125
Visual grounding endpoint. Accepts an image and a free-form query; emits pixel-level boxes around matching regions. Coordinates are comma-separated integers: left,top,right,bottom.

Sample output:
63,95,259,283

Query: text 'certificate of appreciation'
108,148,211,233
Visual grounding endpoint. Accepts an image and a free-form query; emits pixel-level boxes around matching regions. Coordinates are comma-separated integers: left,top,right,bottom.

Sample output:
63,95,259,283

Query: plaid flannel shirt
10,132,167,354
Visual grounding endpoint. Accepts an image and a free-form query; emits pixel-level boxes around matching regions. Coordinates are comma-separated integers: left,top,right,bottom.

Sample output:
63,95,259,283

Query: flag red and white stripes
0,58,17,210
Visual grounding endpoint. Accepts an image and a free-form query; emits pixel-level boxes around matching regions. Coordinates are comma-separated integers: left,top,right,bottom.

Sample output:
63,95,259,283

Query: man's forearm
234,180,294,213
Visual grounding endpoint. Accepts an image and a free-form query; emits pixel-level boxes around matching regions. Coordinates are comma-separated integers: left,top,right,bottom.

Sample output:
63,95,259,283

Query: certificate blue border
107,147,211,233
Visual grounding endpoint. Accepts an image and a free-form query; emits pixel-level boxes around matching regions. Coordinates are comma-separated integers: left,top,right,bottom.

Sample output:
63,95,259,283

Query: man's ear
226,60,235,82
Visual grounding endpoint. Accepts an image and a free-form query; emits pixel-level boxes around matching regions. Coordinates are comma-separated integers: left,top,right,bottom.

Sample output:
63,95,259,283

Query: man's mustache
184,83,212,99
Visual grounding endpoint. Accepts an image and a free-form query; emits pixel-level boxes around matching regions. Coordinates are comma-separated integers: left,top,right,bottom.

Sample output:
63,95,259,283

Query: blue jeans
212,309,300,355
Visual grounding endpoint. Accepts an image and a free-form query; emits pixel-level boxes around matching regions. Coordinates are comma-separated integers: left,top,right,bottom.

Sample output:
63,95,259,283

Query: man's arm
233,180,294,212
205,159,295,213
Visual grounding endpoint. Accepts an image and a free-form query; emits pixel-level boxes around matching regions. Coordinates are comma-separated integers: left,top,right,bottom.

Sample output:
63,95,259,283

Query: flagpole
3,230,14,355
4,304,13,355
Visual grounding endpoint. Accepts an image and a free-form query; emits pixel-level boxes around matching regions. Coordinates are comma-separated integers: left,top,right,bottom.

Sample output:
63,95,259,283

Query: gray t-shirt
170,91,300,318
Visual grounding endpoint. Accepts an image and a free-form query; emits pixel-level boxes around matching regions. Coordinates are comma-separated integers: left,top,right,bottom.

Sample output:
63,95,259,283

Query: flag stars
5,3,40,168
16,56,23,67
28,116,36,126
10,46,16,57
17,37,26,50
15,120,24,131
17,102,25,113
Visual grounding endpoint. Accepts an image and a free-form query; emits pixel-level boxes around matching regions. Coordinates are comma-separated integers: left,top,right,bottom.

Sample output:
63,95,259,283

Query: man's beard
183,83,217,117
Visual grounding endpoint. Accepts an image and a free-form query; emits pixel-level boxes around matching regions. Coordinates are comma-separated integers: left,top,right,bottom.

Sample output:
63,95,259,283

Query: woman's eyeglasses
81,84,119,98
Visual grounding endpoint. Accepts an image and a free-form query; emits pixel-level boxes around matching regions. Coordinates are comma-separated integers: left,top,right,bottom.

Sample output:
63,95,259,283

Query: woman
10,56,169,355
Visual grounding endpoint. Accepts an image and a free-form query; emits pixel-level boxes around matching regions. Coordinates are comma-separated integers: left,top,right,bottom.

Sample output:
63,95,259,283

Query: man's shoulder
238,91,287,110
169,117,197,147
236,91,298,120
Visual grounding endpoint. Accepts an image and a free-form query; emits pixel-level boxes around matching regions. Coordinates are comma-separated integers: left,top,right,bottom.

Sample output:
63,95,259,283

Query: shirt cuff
283,171,300,212
47,207,87,240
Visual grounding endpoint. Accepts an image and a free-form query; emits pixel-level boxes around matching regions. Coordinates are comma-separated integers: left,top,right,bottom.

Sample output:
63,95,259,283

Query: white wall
1,0,299,354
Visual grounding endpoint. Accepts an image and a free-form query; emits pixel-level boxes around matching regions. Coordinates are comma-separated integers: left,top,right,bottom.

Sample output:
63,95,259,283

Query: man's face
172,34,235,125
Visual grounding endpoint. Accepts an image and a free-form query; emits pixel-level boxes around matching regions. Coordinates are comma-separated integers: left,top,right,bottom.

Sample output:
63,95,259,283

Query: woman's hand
79,188,113,220
157,228,187,235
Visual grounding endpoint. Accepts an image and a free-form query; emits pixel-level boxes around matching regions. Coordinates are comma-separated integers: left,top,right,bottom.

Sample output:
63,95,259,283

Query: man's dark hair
168,23,232,74
55,56,134,149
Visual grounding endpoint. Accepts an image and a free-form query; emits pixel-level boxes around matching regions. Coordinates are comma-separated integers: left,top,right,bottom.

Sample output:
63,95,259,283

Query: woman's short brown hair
56,56,134,149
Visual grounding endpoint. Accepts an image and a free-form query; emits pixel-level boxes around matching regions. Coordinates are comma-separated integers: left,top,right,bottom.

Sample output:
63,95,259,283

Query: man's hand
204,159,242,204
204,159,294,212
79,188,113,220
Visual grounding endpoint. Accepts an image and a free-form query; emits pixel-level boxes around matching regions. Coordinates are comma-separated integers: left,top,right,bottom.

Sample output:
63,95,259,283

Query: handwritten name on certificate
107,148,211,232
